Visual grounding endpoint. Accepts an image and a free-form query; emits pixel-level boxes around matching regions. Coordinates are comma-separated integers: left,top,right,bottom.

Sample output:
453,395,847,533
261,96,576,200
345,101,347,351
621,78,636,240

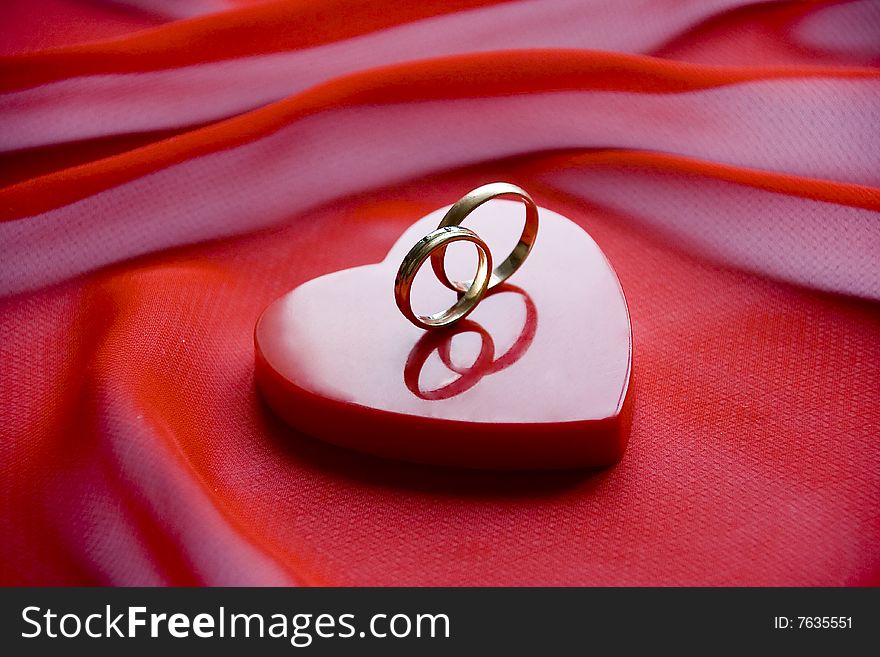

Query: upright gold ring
394,226,492,330
431,182,538,293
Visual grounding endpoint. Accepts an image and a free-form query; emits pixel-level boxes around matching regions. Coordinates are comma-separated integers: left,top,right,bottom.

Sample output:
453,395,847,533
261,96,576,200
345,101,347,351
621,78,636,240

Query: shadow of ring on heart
403,285,538,400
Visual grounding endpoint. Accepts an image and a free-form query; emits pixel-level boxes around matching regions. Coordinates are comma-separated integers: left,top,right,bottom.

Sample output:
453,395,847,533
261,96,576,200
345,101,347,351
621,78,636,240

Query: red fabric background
1,0,878,585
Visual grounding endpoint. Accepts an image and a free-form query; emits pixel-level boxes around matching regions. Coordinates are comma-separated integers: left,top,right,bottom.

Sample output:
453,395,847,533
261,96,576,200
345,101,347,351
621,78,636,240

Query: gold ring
394,226,492,330
431,182,538,293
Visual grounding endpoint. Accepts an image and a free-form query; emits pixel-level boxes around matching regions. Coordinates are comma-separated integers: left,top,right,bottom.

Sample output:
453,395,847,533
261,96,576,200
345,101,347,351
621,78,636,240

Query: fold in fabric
2,53,878,296
0,0,802,148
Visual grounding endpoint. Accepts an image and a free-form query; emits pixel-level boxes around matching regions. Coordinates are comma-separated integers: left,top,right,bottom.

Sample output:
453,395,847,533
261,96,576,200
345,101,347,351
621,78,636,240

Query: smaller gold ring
431,182,538,293
394,226,492,330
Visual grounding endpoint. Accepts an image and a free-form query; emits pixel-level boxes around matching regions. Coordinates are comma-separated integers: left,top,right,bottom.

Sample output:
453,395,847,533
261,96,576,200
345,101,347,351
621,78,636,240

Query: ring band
430,182,538,293
394,226,493,330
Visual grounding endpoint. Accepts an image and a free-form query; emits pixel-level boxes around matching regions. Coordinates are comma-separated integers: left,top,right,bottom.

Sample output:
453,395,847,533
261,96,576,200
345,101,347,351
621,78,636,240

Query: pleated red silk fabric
1,0,878,586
